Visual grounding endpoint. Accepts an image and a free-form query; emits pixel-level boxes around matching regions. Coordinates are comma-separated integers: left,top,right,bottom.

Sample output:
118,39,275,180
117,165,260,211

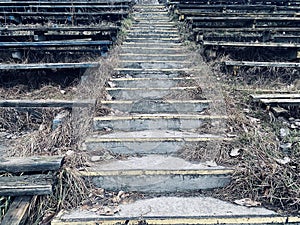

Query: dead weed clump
213,89,300,214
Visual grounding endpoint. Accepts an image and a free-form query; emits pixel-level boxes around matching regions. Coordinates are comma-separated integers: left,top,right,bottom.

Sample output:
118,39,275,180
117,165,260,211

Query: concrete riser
103,101,209,113
127,31,178,35
107,89,194,100
93,118,211,131
126,34,179,38
114,72,183,78
110,79,192,88
85,140,186,154
90,174,231,192
122,43,181,48
120,62,187,69
125,39,180,44
119,55,187,61
121,48,182,54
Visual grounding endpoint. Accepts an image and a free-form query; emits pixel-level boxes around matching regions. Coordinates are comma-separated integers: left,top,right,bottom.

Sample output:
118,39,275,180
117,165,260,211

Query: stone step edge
114,68,202,72
84,136,232,143
110,77,197,81
100,99,211,104
94,115,228,121
51,214,300,225
119,53,186,57
119,60,188,63
79,168,234,177
106,86,198,91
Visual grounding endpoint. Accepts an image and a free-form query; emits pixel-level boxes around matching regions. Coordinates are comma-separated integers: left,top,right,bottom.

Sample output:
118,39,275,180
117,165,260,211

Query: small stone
295,122,300,126
289,117,295,121
280,143,292,150
90,156,102,162
66,150,74,156
60,90,66,94
290,124,297,129
280,128,289,138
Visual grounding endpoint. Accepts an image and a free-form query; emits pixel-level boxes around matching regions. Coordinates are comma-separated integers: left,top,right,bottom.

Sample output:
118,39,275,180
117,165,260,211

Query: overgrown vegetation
207,63,300,214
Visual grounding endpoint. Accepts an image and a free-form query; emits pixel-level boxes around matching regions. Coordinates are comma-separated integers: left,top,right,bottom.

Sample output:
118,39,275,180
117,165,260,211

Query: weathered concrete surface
81,155,233,192
93,114,226,131
84,130,228,154
106,87,198,100
121,46,182,54
119,61,188,69
110,77,196,88
101,99,210,113
119,53,187,61
53,196,284,225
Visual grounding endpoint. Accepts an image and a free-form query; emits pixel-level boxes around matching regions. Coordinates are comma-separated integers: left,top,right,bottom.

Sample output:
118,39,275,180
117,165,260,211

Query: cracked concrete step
132,22,176,27
83,130,230,154
113,72,187,79
119,61,189,69
114,67,201,73
125,38,181,43
106,87,198,100
127,30,178,35
100,99,210,113
122,42,182,48
93,114,227,131
109,77,197,88
119,53,187,61
79,155,233,192
130,26,178,31
121,46,182,54
126,33,179,38
53,196,300,225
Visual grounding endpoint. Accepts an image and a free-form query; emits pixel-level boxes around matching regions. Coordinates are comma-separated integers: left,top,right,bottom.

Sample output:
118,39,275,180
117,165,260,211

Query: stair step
119,61,189,70
100,99,210,113
109,77,197,88
131,26,177,30
53,196,295,225
114,67,201,73
93,114,227,131
121,46,182,54
79,155,233,192
106,86,198,100
127,33,179,38
119,54,187,61
122,42,182,48
125,38,181,43
83,130,229,154
128,30,178,35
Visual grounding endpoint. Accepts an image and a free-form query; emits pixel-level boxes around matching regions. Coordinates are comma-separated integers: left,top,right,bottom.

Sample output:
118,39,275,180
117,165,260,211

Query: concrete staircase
51,2,292,225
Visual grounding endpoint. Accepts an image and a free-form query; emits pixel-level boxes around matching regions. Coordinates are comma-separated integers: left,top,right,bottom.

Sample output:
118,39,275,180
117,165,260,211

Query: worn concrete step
133,14,170,19
109,77,197,88
131,26,177,30
125,37,181,43
126,33,179,39
121,46,182,54
133,22,176,27
119,61,189,69
79,155,233,192
114,67,201,74
122,42,182,49
134,5,166,9
113,71,185,79
127,30,178,35
134,20,175,24
83,130,229,154
100,99,210,113
53,196,299,225
119,53,187,61
93,114,227,131
106,87,198,100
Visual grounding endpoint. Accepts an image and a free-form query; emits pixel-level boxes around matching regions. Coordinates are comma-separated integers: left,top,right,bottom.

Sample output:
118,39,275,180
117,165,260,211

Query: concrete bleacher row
0,0,133,69
169,0,300,67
